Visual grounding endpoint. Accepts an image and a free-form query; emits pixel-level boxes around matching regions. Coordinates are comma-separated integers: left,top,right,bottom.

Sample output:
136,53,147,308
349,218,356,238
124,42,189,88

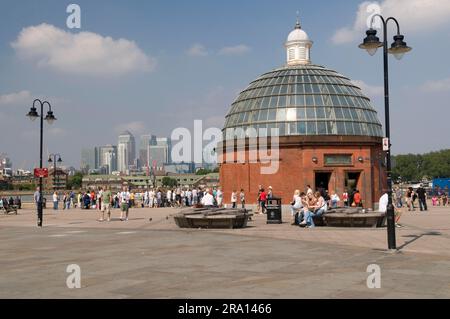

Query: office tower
117,131,136,173
148,137,171,170
99,145,117,174
80,148,95,172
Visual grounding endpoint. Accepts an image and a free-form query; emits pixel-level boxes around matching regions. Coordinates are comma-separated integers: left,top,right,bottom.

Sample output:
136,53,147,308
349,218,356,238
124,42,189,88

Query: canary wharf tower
219,19,386,209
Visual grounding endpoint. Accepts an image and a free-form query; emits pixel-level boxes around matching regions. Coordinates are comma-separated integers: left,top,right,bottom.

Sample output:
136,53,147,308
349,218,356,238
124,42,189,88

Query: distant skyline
1,0,450,169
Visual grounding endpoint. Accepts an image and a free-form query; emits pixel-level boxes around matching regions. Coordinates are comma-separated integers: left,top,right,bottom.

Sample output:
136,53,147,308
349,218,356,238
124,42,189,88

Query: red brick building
219,20,387,208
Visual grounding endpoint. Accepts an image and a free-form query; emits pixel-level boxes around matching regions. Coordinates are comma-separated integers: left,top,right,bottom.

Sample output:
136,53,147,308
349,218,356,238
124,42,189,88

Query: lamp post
26,99,57,227
48,154,63,191
359,15,411,250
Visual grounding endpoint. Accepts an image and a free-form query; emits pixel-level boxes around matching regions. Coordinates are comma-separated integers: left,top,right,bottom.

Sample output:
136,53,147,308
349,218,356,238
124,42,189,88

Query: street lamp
26,99,57,227
48,153,63,191
359,15,412,250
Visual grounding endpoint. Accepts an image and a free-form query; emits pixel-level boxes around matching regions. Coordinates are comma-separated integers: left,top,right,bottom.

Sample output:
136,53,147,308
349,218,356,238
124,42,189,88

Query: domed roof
287,28,309,42
223,64,383,139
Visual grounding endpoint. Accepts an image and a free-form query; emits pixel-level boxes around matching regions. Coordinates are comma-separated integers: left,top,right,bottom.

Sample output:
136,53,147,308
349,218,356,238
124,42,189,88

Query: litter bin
266,197,282,224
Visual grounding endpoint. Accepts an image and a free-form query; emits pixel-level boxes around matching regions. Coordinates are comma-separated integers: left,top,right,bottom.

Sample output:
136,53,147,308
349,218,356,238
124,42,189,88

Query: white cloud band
11,23,156,76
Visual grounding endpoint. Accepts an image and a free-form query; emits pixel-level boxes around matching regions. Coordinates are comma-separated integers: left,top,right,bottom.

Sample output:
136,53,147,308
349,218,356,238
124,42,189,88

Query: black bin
266,197,282,224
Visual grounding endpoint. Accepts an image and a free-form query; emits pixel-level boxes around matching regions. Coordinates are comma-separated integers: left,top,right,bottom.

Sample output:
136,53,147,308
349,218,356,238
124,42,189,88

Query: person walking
69,191,74,209
144,190,149,207
119,187,131,221
99,186,112,222
53,191,59,210
77,192,82,208
129,192,135,208
65,193,71,210
406,187,415,211
256,185,263,213
33,187,41,210
97,188,103,211
149,189,155,208
231,190,237,209
259,188,267,214
192,188,198,205
395,188,403,208
416,185,428,212
62,193,67,210
342,190,348,207
240,189,245,209
156,190,162,207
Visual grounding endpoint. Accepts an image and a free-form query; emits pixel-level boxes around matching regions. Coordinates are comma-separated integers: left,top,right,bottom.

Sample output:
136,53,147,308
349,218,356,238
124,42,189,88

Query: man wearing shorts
120,186,131,221
100,186,112,222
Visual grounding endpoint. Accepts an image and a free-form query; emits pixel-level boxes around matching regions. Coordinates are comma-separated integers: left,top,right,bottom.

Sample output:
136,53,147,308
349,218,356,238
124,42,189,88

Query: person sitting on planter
201,189,215,208
299,192,327,228
290,190,303,225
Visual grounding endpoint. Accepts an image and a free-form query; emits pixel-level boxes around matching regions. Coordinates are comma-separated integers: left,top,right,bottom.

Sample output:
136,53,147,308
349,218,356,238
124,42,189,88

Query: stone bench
174,207,253,229
313,207,386,228
2,205,18,215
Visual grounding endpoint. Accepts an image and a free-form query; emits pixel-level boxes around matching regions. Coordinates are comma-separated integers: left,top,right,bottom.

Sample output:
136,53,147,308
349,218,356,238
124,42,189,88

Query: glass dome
223,64,383,139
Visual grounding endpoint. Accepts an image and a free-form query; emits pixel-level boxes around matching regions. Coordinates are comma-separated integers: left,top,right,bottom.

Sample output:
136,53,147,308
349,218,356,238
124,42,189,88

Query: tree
392,149,450,181
195,168,211,175
162,177,178,188
67,172,83,190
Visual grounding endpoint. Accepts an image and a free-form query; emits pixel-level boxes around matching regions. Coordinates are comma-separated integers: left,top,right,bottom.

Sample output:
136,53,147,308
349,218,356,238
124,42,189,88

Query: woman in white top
231,190,237,208
330,191,340,208
53,192,59,210
290,190,303,225
201,189,214,207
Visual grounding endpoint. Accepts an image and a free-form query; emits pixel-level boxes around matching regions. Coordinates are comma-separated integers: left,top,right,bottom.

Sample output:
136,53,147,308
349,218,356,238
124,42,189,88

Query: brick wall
220,138,386,209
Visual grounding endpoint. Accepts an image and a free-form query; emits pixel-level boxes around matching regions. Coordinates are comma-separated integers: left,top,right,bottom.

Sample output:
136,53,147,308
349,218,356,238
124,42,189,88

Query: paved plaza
0,204,449,298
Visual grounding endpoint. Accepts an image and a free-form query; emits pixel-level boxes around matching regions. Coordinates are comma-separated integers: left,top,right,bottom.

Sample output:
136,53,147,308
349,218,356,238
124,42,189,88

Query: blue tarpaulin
432,178,450,194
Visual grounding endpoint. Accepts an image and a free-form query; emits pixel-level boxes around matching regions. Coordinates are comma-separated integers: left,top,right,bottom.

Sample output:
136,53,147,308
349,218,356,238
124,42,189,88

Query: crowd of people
36,186,242,222
10,182,447,226
288,185,333,228
393,185,449,211
0,196,22,210
288,185,409,228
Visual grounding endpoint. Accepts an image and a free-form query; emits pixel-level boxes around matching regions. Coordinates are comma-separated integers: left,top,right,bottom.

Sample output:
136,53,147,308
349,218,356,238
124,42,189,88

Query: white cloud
115,121,147,135
48,127,67,137
187,44,251,57
352,80,384,97
0,90,31,106
11,23,156,76
187,43,209,57
421,77,450,92
332,0,450,45
218,44,251,56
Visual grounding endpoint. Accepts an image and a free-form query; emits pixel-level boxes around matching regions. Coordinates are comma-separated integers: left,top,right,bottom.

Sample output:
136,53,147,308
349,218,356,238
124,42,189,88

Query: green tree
195,168,211,175
67,172,83,190
14,183,36,191
162,177,178,188
392,149,450,181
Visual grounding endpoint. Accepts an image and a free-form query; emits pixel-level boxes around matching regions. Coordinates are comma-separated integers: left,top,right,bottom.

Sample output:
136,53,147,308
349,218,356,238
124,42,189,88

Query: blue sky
1,0,450,169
